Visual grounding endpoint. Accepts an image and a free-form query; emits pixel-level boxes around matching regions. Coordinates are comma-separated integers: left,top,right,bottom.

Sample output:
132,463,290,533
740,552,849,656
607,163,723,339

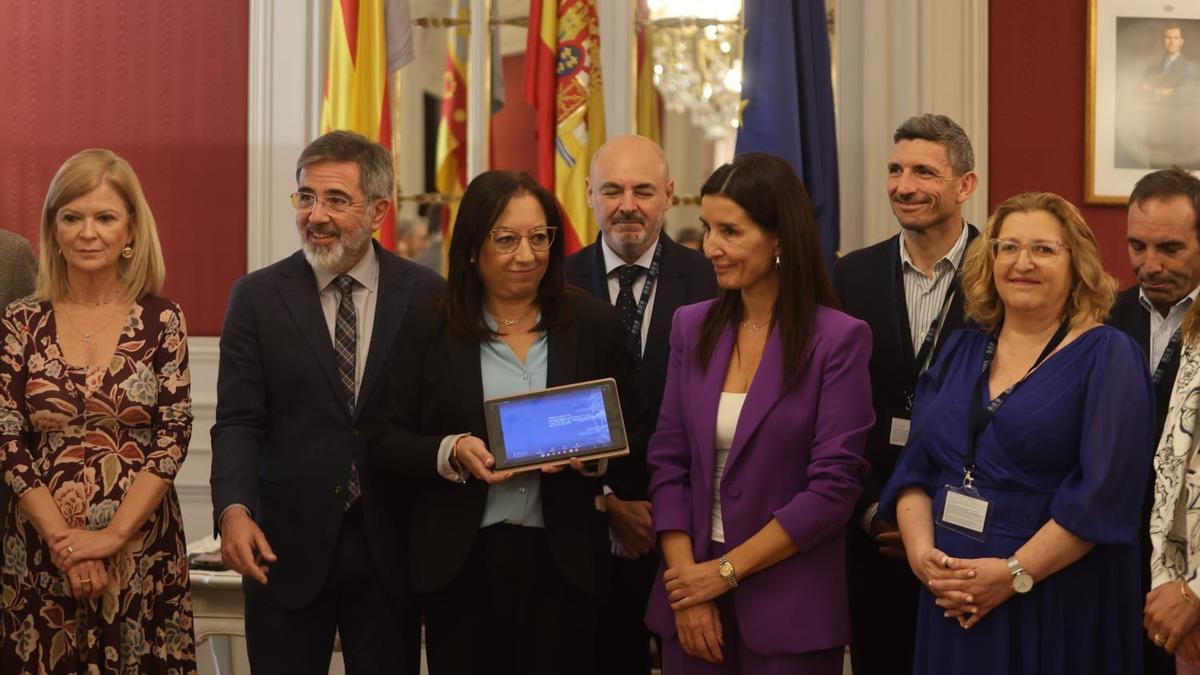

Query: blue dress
878,326,1154,675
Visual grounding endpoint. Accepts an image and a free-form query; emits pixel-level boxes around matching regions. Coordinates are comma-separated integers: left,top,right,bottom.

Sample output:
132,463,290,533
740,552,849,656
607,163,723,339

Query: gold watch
717,555,739,589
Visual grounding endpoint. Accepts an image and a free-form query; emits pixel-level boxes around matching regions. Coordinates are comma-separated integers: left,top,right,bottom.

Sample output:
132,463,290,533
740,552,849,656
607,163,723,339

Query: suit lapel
547,312,580,387
447,330,487,434
276,253,347,416
587,241,609,301
724,323,794,473
694,323,734,494
357,249,414,419
645,240,686,361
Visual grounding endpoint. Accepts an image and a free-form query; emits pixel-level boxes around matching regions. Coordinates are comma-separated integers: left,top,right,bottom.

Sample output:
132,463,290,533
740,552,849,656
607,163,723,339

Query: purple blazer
645,300,873,656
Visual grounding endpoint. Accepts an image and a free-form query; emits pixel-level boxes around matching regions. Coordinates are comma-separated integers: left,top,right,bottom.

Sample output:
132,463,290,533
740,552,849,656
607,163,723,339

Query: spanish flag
435,0,470,247
524,0,606,254
321,0,414,251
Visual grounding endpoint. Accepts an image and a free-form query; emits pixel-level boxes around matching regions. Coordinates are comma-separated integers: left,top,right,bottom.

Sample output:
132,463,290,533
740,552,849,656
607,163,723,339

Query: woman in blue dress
879,191,1155,675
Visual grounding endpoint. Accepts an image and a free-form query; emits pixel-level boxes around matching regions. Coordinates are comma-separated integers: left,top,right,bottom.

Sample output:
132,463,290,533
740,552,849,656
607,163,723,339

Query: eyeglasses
989,238,1069,262
489,227,557,254
290,192,367,214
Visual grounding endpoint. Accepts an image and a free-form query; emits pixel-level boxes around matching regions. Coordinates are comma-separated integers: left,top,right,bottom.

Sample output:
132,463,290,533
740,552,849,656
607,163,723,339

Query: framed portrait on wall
1087,0,1200,204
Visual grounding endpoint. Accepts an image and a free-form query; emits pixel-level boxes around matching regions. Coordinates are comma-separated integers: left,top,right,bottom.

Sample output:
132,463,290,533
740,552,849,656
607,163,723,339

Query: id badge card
936,485,990,542
889,417,911,446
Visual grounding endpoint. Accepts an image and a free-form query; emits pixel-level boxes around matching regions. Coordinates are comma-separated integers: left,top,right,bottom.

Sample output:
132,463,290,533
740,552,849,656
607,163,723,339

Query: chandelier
646,0,743,140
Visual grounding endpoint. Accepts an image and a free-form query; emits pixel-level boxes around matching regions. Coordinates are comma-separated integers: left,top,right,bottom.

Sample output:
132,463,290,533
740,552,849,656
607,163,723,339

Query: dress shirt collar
899,220,970,277
312,244,380,294
1138,283,1200,318
601,235,660,276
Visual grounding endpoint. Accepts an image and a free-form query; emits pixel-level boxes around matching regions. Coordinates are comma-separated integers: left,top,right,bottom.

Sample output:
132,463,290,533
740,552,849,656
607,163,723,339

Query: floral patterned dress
0,295,195,674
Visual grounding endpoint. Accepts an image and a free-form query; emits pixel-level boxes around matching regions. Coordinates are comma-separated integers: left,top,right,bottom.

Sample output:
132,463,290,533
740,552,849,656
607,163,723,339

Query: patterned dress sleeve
1049,329,1155,545
143,300,192,479
877,329,970,521
0,299,44,497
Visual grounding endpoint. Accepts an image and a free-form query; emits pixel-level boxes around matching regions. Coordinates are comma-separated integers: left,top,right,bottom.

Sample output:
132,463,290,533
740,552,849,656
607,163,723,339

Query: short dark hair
444,171,569,341
296,130,394,201
893,114,975,175
695,152,838,380
1129,167,1200,233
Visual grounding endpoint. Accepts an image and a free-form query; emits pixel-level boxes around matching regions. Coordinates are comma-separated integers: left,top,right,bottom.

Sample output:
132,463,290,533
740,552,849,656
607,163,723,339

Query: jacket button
728,485,741,499
334,486,344,496
352,427,360,436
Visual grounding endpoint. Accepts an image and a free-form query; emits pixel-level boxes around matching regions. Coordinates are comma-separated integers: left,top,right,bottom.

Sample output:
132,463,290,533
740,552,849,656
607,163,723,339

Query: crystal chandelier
646,0,743,140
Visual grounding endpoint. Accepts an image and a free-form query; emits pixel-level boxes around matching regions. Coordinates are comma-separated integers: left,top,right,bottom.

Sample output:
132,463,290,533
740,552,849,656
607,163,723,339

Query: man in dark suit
832,114,979,675
564,133,717,675
210,131,444,675
1109,167,1200,675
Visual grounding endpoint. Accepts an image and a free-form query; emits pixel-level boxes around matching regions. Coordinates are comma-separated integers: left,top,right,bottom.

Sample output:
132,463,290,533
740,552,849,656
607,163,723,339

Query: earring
121,245,134,259
774,253,781,269
469,256,476,264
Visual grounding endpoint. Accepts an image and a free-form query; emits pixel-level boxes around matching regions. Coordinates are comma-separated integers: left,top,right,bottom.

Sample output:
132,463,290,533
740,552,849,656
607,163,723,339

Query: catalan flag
321,0,414,251
524,0,606,253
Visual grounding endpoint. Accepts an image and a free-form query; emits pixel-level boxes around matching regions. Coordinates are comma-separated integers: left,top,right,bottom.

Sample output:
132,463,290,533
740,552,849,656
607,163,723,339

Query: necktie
333,275,361,508
615,264,644,357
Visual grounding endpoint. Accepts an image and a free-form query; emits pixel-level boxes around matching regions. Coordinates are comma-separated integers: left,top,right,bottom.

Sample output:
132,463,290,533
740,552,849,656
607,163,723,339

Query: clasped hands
1144,581,1200,663
913,547,1013,630
664,559,733,664
47,527,126,601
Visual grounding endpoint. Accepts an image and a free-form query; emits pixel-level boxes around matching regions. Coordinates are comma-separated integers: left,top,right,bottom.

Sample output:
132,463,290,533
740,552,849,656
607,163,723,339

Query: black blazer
369,289,645,598
209,242,445,609
831,226,978,516
563,234,718,500
1108,285,1179,440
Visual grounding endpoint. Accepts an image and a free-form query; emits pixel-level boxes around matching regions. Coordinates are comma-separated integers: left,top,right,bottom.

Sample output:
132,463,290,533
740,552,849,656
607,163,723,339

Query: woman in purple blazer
645,152,874,673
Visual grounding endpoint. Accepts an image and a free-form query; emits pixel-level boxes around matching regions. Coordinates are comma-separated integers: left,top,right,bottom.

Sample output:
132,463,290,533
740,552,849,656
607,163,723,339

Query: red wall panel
989,0,1134,289
1,1,249,335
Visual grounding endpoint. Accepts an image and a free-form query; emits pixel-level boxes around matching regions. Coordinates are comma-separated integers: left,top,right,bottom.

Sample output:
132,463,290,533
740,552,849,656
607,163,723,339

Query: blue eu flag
735,0,839,268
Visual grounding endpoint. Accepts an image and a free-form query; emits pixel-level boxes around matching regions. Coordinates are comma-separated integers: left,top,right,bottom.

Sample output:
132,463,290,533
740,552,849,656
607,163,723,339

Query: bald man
565,134,717,675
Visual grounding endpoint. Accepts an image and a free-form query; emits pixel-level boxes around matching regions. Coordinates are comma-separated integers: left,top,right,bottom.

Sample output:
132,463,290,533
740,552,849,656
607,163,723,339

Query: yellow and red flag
635,0,660,144
524,0,606,253
435,0,470,248
321,0,413,250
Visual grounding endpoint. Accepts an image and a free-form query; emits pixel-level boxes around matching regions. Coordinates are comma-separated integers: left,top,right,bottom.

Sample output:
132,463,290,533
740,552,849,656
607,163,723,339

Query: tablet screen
485,378,628,470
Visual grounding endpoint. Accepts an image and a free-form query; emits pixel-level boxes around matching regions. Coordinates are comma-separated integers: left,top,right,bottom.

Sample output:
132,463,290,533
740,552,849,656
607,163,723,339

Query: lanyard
1154,327,1183,385
962,318,1071,488
626,240,663,355
904,283,959,412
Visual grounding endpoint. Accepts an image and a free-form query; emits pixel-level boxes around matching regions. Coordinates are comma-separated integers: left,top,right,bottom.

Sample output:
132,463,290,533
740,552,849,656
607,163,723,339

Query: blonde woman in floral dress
0,149,194,673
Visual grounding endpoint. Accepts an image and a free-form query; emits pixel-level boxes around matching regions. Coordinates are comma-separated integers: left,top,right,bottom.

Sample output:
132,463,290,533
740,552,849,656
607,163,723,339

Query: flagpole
467,0,492,180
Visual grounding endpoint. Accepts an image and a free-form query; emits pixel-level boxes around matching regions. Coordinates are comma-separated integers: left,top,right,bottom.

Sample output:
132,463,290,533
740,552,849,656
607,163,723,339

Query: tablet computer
484,377,629,472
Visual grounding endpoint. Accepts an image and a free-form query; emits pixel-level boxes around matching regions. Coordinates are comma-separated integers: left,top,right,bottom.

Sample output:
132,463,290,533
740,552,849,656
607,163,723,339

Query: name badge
937,486,990,542
889,417,911,446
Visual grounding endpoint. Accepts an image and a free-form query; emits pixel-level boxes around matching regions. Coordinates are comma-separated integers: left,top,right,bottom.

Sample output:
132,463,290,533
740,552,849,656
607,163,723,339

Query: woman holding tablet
369,170,642,675
644,152,873,673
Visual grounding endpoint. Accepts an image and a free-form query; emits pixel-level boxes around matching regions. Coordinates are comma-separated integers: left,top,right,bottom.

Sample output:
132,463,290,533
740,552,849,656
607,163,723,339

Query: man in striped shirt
832,113,980,675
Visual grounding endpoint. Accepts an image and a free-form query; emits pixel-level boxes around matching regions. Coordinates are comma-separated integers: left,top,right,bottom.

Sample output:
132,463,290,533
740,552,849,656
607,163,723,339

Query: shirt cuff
602,484,615,496
859,501,880,535
219,504,252,530
437,434,470,483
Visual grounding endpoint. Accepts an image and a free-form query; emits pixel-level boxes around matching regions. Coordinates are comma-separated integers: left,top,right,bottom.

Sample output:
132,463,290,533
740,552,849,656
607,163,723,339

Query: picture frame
1086,0,1200,204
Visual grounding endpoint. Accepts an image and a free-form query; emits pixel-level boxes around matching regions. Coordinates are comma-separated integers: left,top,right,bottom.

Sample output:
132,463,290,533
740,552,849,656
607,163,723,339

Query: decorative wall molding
835,0,989,252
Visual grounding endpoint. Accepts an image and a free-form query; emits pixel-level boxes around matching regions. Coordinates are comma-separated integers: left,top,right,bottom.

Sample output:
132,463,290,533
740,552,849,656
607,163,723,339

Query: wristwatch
717,555,739,589
1006,556,1033,594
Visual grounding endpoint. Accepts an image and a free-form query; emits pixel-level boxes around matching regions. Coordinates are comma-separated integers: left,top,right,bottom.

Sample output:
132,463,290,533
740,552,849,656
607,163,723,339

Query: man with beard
831,114,979,675
210,131,443,674
1109,167,1200,675
564,133,717,675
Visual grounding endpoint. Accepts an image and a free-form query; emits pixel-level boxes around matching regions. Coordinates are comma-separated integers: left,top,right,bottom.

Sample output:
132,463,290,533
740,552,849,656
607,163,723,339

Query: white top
710,392,746,544
601,236,660,356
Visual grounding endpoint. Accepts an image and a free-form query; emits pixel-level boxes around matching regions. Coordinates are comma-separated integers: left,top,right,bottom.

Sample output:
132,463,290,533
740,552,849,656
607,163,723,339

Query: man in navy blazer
210,131,444,674
564,134,717,675
832,114,979,675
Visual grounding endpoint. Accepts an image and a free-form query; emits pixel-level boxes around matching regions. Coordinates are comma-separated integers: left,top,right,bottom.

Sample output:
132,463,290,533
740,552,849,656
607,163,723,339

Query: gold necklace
59,302,125,345
496,305,536,327
742,318,769,333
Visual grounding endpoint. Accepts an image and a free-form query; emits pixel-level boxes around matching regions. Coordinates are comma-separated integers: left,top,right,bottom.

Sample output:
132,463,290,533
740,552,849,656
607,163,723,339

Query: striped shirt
898,224,969,359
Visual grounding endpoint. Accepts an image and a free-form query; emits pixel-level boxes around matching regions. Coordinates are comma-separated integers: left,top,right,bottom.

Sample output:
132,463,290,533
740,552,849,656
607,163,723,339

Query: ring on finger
1155,632,1167,646
66,546,76,555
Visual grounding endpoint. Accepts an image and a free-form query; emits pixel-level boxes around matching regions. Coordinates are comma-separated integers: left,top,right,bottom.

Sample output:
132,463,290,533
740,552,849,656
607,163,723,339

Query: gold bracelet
1182,581,1200,609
